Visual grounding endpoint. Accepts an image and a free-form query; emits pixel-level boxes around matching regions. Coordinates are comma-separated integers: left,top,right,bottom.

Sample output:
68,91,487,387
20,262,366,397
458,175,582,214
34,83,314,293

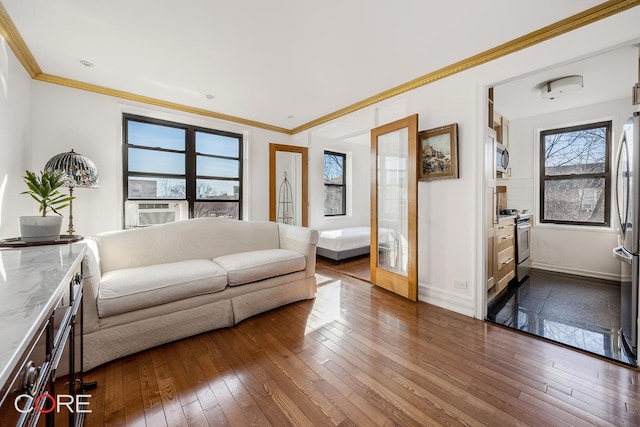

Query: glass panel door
370,115,418,301
377,129,408,275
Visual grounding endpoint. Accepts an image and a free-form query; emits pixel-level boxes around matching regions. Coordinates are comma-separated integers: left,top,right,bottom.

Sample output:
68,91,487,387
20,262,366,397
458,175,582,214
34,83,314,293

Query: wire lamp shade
44,149,100,188
44,149,99,235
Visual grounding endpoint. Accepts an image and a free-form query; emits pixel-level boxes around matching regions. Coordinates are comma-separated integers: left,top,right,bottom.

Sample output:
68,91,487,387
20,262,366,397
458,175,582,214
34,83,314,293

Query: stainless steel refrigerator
613,111,640,359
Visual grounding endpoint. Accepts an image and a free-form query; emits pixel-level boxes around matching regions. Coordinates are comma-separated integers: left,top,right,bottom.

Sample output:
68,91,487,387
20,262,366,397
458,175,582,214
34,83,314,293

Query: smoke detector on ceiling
541,75,583,100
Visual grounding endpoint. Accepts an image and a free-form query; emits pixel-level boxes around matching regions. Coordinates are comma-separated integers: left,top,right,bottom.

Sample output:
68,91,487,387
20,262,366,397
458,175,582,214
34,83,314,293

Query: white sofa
81,217,318,371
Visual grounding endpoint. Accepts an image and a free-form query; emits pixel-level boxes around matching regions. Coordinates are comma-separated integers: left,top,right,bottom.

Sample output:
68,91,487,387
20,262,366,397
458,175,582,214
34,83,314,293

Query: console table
0,243,87,427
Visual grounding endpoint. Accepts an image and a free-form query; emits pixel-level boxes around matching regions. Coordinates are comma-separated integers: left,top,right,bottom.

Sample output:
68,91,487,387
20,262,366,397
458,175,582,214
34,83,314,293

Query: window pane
197,156,239,178
196,179,239,200
196,132,239,157
324,186,344,215
324,153,344,184
544,177,605,223
129,148,185,175
128,177,186,199
128,121,185,150
194,201,239,219
544,127,606,176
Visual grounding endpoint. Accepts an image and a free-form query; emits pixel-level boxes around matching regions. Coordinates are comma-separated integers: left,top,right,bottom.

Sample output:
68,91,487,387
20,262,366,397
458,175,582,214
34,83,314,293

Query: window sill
534,221,616,233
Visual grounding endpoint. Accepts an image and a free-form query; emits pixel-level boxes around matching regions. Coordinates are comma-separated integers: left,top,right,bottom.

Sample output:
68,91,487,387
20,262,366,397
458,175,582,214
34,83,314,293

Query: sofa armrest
81,237,102,333
277,223,319,277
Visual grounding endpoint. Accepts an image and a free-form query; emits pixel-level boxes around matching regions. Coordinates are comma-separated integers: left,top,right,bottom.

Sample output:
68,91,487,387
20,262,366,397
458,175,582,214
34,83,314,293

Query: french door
370,115,418,301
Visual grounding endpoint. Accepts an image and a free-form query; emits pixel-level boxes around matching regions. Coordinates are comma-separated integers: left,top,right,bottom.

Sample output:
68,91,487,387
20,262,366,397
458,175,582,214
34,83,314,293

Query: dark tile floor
487,269,637,366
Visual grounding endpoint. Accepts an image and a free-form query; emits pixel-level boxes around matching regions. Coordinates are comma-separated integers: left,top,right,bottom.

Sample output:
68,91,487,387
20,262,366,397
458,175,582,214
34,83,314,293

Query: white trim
418,283,476,318
530,262,621,282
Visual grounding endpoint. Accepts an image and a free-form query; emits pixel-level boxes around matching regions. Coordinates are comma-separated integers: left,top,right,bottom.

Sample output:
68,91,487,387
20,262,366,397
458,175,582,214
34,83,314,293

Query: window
539,121,611,226
123,114,243,220
324,151,346,216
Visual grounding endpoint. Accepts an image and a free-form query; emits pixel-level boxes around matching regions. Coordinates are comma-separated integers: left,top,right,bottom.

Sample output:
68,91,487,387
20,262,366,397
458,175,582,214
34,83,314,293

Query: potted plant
19,170,73,242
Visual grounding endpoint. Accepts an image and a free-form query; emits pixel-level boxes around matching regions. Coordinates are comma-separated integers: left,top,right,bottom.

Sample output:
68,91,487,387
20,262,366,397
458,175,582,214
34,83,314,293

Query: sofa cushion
98,259,228,317
213,249,306,286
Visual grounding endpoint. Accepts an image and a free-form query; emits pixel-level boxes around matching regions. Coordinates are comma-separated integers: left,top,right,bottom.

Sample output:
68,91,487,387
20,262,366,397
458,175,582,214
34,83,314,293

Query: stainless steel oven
515,214,531,282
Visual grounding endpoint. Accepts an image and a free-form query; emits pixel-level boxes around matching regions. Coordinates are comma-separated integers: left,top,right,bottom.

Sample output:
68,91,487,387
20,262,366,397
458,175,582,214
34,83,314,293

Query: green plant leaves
21,170,75,216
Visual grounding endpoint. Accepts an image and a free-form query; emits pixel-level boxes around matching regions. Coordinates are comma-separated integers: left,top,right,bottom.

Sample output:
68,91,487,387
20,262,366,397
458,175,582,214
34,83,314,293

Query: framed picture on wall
418,123,459,181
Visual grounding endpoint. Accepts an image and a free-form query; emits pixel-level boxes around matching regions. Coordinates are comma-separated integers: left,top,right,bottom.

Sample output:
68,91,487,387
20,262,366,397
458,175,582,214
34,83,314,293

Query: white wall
0,38,32,238
305,133,370,231
29,82,292,236
501,98,630,280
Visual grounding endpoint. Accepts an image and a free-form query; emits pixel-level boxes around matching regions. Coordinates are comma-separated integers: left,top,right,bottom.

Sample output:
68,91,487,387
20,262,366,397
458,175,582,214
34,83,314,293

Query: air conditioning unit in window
124,200,188,228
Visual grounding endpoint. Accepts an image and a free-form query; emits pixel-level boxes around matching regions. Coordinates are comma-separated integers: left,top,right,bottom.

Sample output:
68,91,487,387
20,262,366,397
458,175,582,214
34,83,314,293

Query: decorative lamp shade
44,149,99,188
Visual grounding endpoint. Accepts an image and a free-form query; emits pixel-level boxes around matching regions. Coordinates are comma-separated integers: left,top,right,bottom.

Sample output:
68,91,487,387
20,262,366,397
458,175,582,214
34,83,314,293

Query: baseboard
418,283,476,317
530,261,621,282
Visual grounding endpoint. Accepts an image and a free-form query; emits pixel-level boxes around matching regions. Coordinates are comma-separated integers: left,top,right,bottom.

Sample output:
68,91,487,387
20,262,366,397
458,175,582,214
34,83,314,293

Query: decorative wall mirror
269,144,308,227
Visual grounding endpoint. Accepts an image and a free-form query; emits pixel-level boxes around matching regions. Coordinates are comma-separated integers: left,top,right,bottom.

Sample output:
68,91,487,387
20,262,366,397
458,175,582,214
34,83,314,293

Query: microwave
496,143,510,173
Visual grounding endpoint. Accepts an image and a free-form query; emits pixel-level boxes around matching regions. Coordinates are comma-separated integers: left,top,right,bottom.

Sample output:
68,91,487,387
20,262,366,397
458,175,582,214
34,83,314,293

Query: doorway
483,43,640,365
269,144,308,227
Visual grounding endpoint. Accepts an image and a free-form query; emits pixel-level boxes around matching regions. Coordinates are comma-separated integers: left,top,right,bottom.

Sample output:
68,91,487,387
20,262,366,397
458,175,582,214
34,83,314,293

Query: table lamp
44,149,99,235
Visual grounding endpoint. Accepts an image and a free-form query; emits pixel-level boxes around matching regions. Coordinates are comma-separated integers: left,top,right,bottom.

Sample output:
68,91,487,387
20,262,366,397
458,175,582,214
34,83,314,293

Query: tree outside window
540,121,611,226
324,151,346,216
123,114,243,220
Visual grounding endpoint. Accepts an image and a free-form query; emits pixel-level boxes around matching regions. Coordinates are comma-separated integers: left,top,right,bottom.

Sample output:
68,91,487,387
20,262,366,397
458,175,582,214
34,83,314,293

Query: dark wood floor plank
236,319,348,426
194,337,250,426
136,351,162,411
83,365,106,426
103,359,125,426
82,264,640,427
121,357,146,427
210,329,294,426
174,339,223,416
202,338,269,426
182,399,209,427
150,347,189,426
297,345,398,426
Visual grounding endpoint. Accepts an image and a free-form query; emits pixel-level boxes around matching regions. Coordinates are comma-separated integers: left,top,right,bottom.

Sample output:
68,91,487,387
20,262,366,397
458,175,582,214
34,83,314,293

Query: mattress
317,226,370,252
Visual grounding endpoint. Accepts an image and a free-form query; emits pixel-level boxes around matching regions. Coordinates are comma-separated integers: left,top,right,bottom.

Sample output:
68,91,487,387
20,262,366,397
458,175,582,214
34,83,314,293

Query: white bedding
317,226,370,252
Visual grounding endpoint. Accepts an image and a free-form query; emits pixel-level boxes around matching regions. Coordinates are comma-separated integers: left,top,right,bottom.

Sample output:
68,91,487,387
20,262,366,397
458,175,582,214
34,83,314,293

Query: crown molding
1,0,639,136
33,73,291,134
0,1,41,77
291,0,640,134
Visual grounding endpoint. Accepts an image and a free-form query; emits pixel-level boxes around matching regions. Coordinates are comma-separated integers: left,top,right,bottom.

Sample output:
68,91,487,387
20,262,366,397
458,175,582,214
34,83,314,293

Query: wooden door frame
370,114,418,301
269,143,308,226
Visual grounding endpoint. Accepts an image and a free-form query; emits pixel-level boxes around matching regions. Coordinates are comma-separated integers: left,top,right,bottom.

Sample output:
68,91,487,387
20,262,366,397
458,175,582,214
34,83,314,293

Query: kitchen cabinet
488,217,516,302
489,88,511,178
495,217,516,292
486,128,497,292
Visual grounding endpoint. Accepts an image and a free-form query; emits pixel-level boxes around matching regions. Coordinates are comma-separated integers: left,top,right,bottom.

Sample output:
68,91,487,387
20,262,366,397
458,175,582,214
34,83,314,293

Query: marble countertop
0,243,86,394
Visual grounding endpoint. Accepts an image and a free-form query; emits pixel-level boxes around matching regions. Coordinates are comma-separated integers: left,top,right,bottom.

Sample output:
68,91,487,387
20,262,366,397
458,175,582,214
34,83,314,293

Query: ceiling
494,43,640,120
0,0,631,133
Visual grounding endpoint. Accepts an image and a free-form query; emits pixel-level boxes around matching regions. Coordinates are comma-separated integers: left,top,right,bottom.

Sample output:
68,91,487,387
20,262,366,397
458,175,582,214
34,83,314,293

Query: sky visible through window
126,118,242,212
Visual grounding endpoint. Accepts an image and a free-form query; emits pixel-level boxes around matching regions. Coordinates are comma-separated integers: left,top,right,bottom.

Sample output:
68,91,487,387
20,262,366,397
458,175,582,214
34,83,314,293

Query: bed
316,226,371,262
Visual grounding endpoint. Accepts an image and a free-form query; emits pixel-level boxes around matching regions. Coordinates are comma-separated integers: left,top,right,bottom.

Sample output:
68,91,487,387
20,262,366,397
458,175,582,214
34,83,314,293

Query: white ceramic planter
19,216,63,242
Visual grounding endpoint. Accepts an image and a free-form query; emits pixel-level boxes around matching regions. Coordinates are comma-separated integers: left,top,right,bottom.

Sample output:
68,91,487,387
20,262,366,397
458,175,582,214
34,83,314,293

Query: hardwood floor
81,262,640,426
316,255,370,282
